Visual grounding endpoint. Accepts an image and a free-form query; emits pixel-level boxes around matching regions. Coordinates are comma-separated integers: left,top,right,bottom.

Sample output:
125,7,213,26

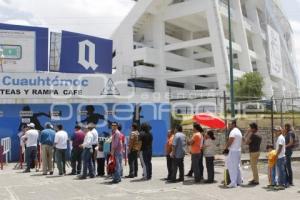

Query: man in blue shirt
168,125,186,183
40,122,55,175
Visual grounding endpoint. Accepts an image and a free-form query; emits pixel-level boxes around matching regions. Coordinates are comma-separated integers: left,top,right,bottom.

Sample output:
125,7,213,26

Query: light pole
227,0,235,120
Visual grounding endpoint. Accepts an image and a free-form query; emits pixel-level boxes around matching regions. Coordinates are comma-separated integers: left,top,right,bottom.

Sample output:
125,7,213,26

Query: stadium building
112,0,299,98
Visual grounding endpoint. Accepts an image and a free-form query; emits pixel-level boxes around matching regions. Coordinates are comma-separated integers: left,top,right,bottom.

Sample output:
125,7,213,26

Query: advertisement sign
0,23,48,72
0,72,126,99
267,25,283,79
59,31,112,74
0,30,35,72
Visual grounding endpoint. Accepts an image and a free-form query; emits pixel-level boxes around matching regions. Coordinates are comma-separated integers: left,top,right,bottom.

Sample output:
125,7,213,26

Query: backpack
107,155,116,174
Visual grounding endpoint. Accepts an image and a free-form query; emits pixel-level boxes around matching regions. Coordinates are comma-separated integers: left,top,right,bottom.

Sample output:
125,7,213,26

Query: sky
0,0,300,70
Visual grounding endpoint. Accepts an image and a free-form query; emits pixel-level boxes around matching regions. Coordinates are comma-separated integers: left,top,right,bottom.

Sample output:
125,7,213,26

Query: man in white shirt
224,120,243,188
22,123,39,173
78,125,95,179
54,124,68,175
274,126,286,189
89,123,98,173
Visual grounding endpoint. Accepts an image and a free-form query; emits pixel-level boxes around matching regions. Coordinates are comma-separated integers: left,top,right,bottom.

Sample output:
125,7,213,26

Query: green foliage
228,72,264,101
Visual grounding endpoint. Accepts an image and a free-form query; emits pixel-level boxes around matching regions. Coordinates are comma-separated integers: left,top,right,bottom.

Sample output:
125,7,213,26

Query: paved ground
0,157,300,200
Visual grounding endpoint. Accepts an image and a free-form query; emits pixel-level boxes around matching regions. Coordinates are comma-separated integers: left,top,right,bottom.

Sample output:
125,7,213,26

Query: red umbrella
193,113,226,129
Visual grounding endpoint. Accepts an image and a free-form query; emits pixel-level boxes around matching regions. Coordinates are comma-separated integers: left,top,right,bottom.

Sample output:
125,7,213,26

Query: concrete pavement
0,157,299,200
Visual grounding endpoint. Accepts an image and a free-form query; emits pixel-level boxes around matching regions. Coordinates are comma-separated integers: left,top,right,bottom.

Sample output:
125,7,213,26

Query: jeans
92,145,97,175
55,149,66,175
192,153,201,181
82,148,95,177
166,155,173,180
250,152,260,182
26,146,37,170
171,157,184,181
142,150,152,179
71,147,83,174
139,151,147,178
41,145,53,174
128,150,138,177
205,156,215,182
97,158,105,176
285,153,293,185
113,152,122,182
276,157,286,186
268,166,276,185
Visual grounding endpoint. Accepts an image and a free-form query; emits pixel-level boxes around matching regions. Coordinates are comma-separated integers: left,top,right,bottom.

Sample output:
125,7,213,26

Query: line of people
20,121,153,184
224,121,297,189
19,120,298,189
165,124,216,183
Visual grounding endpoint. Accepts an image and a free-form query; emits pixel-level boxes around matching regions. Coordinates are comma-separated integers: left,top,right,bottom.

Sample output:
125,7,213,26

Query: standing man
54,124,68,176
168,125,186,183
244,122,262,185
224,120,243,188
187,124,203,183
89,123,98,174
69,124,85,175
78,125,95,179
139,123,153,180
284,123,295,186
126,123,140,178
22,123,39,173
40,122,55,175
118,124,125,177
165,129,175,181
274,126,286,190
111,122,123,183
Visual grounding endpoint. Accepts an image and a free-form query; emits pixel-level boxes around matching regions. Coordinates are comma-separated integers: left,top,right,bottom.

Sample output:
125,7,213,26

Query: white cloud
0,0,135,38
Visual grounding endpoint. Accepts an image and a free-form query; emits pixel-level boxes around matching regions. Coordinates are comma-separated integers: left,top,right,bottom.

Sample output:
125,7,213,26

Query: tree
230,72,264,101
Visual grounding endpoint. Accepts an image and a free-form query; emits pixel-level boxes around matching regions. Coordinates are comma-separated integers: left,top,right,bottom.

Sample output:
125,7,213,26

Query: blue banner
59,31,112,74
0,103,170,161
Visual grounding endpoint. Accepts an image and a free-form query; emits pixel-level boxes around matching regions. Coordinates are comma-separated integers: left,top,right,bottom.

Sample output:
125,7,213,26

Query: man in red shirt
70,124,85,175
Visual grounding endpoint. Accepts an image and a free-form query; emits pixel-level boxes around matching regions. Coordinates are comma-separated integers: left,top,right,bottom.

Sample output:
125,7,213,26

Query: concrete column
152,13,167,94
231,0,253,72
245,0,273,98
206,0,229,91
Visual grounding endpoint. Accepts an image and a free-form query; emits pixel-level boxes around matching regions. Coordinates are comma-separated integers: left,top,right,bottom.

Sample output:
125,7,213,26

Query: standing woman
203,130,216,183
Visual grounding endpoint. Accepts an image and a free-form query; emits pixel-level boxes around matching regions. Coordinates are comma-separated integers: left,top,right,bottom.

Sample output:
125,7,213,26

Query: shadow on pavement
30,174,46,177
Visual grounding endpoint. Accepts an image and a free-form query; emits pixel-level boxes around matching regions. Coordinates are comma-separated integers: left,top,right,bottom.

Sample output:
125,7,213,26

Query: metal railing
0,137,11,170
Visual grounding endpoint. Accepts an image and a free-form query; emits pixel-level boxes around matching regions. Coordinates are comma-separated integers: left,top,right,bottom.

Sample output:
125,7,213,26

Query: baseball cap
111,122,118,126
27,123,35,128
87,123,95,128
273,126,282,131
44,122,53,129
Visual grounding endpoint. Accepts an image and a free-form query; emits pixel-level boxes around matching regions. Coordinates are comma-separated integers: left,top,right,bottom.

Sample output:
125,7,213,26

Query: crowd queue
19,120,297,189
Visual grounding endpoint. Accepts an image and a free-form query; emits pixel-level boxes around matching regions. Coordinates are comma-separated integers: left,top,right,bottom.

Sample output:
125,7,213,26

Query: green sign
0,45,22,59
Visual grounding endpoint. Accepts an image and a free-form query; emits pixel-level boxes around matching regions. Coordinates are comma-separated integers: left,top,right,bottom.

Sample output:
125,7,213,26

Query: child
95,141,105,176
203,130,216,183
266,144,277,187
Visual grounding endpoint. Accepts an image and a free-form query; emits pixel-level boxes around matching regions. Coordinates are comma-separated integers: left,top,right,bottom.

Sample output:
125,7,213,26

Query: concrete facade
112,0,299,99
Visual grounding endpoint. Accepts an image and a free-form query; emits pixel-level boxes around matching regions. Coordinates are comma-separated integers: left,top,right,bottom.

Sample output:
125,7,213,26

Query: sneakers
248,180,259,185
23,169,30,173
111,179,121,184
226,184,237,188
274,185,285,190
